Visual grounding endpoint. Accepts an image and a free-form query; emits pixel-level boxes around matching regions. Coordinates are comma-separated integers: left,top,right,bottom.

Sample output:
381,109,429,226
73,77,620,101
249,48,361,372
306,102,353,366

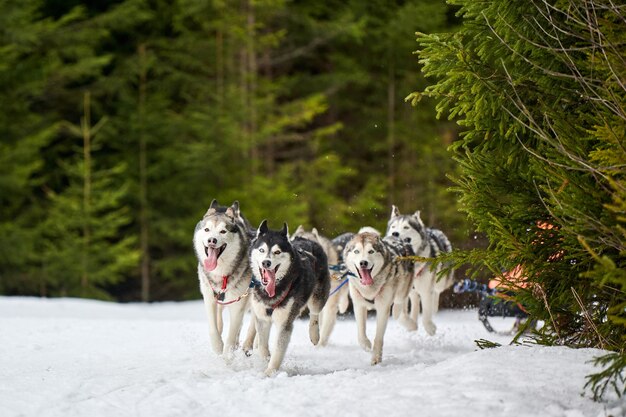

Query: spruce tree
40,92,138,299
416,0,625,398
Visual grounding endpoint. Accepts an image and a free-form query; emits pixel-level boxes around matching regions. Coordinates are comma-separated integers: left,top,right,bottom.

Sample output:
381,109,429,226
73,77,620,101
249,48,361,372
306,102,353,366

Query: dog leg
242,314,257,356
354,303,371,351
392,303,401,320
420,289,437,336
371,301,392,365
319,294,340,346
308,313,320,346
395,301,417,331
338,289,350,314
265,321,294,376
202,292,224,354
409,289,420,329
223,303,246,356
307,290,326,346
217,304,224,336
255,316,272,362
432,291,440,314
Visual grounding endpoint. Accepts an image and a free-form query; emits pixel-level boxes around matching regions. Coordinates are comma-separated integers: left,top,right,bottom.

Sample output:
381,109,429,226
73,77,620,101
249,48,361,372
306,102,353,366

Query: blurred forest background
0,0,470,301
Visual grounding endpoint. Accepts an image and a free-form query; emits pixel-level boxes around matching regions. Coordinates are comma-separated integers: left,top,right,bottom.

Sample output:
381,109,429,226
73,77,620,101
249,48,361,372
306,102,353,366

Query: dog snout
208,237,218,245
392,232,399,237
404,237,412,243
359,260,369,268
262,259,272,269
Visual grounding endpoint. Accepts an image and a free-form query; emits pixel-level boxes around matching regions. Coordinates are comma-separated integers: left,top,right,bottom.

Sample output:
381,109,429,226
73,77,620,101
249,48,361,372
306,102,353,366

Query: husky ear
280,222,289,237
391,205,401,218
257,219,269,238
294,225,305,236
342,239,354,258
205,199,219,217
312,227,321,240
225,200,240,219
413,210,425,227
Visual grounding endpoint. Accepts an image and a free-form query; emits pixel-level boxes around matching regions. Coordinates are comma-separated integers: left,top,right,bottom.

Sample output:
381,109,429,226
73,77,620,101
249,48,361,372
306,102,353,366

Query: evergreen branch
584,352,626,401
571,286,608,349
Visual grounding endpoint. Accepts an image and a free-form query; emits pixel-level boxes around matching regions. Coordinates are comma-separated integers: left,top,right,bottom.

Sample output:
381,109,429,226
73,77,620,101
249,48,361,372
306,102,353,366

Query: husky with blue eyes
343,231,414,365
249,220,330,376
385,205,455,336
193,199,255,357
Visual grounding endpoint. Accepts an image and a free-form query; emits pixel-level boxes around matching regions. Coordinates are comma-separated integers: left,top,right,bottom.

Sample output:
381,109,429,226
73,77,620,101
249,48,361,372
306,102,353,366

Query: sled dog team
193,200,455,376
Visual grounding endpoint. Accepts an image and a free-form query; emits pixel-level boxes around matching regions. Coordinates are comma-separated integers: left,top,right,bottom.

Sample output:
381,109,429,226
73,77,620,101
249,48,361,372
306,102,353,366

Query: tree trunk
81,91,92,293
216,28,224,109
387,61,396,206
247,0,259,177
262,50,275,174
138,43,150,302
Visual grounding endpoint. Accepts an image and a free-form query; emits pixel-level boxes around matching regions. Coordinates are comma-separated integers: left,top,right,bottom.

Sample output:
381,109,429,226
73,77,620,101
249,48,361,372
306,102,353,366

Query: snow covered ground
0,297,623,417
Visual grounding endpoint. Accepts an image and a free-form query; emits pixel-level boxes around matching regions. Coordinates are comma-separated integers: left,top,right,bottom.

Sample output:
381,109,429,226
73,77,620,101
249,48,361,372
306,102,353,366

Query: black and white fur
343,232,414,365
385,205,455,335
193,200,253,356
291,226,350,346
250,221,330,376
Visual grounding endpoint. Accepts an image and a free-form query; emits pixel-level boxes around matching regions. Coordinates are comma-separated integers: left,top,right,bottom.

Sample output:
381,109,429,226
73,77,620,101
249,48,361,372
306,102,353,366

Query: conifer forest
0,0,624,398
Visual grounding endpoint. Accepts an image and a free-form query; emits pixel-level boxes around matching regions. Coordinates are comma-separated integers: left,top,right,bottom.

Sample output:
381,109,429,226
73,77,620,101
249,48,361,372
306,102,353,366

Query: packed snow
0,297,623,417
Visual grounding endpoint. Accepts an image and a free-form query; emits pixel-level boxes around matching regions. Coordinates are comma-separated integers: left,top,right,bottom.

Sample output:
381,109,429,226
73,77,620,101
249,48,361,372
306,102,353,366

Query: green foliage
0,0,468,303
40,160,138,299
417,0,625,399
585,352,626,401
475,339,502,350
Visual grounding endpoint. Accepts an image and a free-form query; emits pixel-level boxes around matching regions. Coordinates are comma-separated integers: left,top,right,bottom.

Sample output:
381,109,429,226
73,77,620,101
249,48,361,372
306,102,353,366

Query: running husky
385,206,455,335
343,232,414,365
193,200,254,356
291,226,350,346
250,221,330,376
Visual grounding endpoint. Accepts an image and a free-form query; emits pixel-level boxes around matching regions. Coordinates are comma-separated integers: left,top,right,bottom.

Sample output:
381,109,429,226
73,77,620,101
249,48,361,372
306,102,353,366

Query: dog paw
258,349,271,362
222,344,236,355
264,367,278,377
211,340,224,355
424,321,437,336
359,338,372,352
371,354,382,365
399,316,418,332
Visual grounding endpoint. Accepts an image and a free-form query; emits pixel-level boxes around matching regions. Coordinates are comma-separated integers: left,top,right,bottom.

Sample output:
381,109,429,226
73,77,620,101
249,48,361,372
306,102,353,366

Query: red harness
414,264,427,279
208,275,249,305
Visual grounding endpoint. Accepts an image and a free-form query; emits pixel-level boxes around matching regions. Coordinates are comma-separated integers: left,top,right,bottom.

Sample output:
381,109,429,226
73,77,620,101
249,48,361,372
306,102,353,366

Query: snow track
0,297,622,417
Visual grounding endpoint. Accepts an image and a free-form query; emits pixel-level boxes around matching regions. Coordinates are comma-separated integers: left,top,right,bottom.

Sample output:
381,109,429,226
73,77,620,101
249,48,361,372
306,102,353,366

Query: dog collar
265,281,294,315
352,281,386,304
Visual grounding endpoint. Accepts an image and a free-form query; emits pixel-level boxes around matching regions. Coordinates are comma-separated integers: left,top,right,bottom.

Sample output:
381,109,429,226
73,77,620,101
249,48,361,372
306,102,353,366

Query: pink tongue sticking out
262,269,276,297
203,247,219,272
359,268,374,286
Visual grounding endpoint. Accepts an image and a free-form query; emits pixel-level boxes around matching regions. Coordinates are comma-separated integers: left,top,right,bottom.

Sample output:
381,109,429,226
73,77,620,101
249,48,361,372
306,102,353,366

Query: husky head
250,220,293,297
343,232,389,287
291,225,338,265
385,205,428,254
358,226,381,236
193,199,246,273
